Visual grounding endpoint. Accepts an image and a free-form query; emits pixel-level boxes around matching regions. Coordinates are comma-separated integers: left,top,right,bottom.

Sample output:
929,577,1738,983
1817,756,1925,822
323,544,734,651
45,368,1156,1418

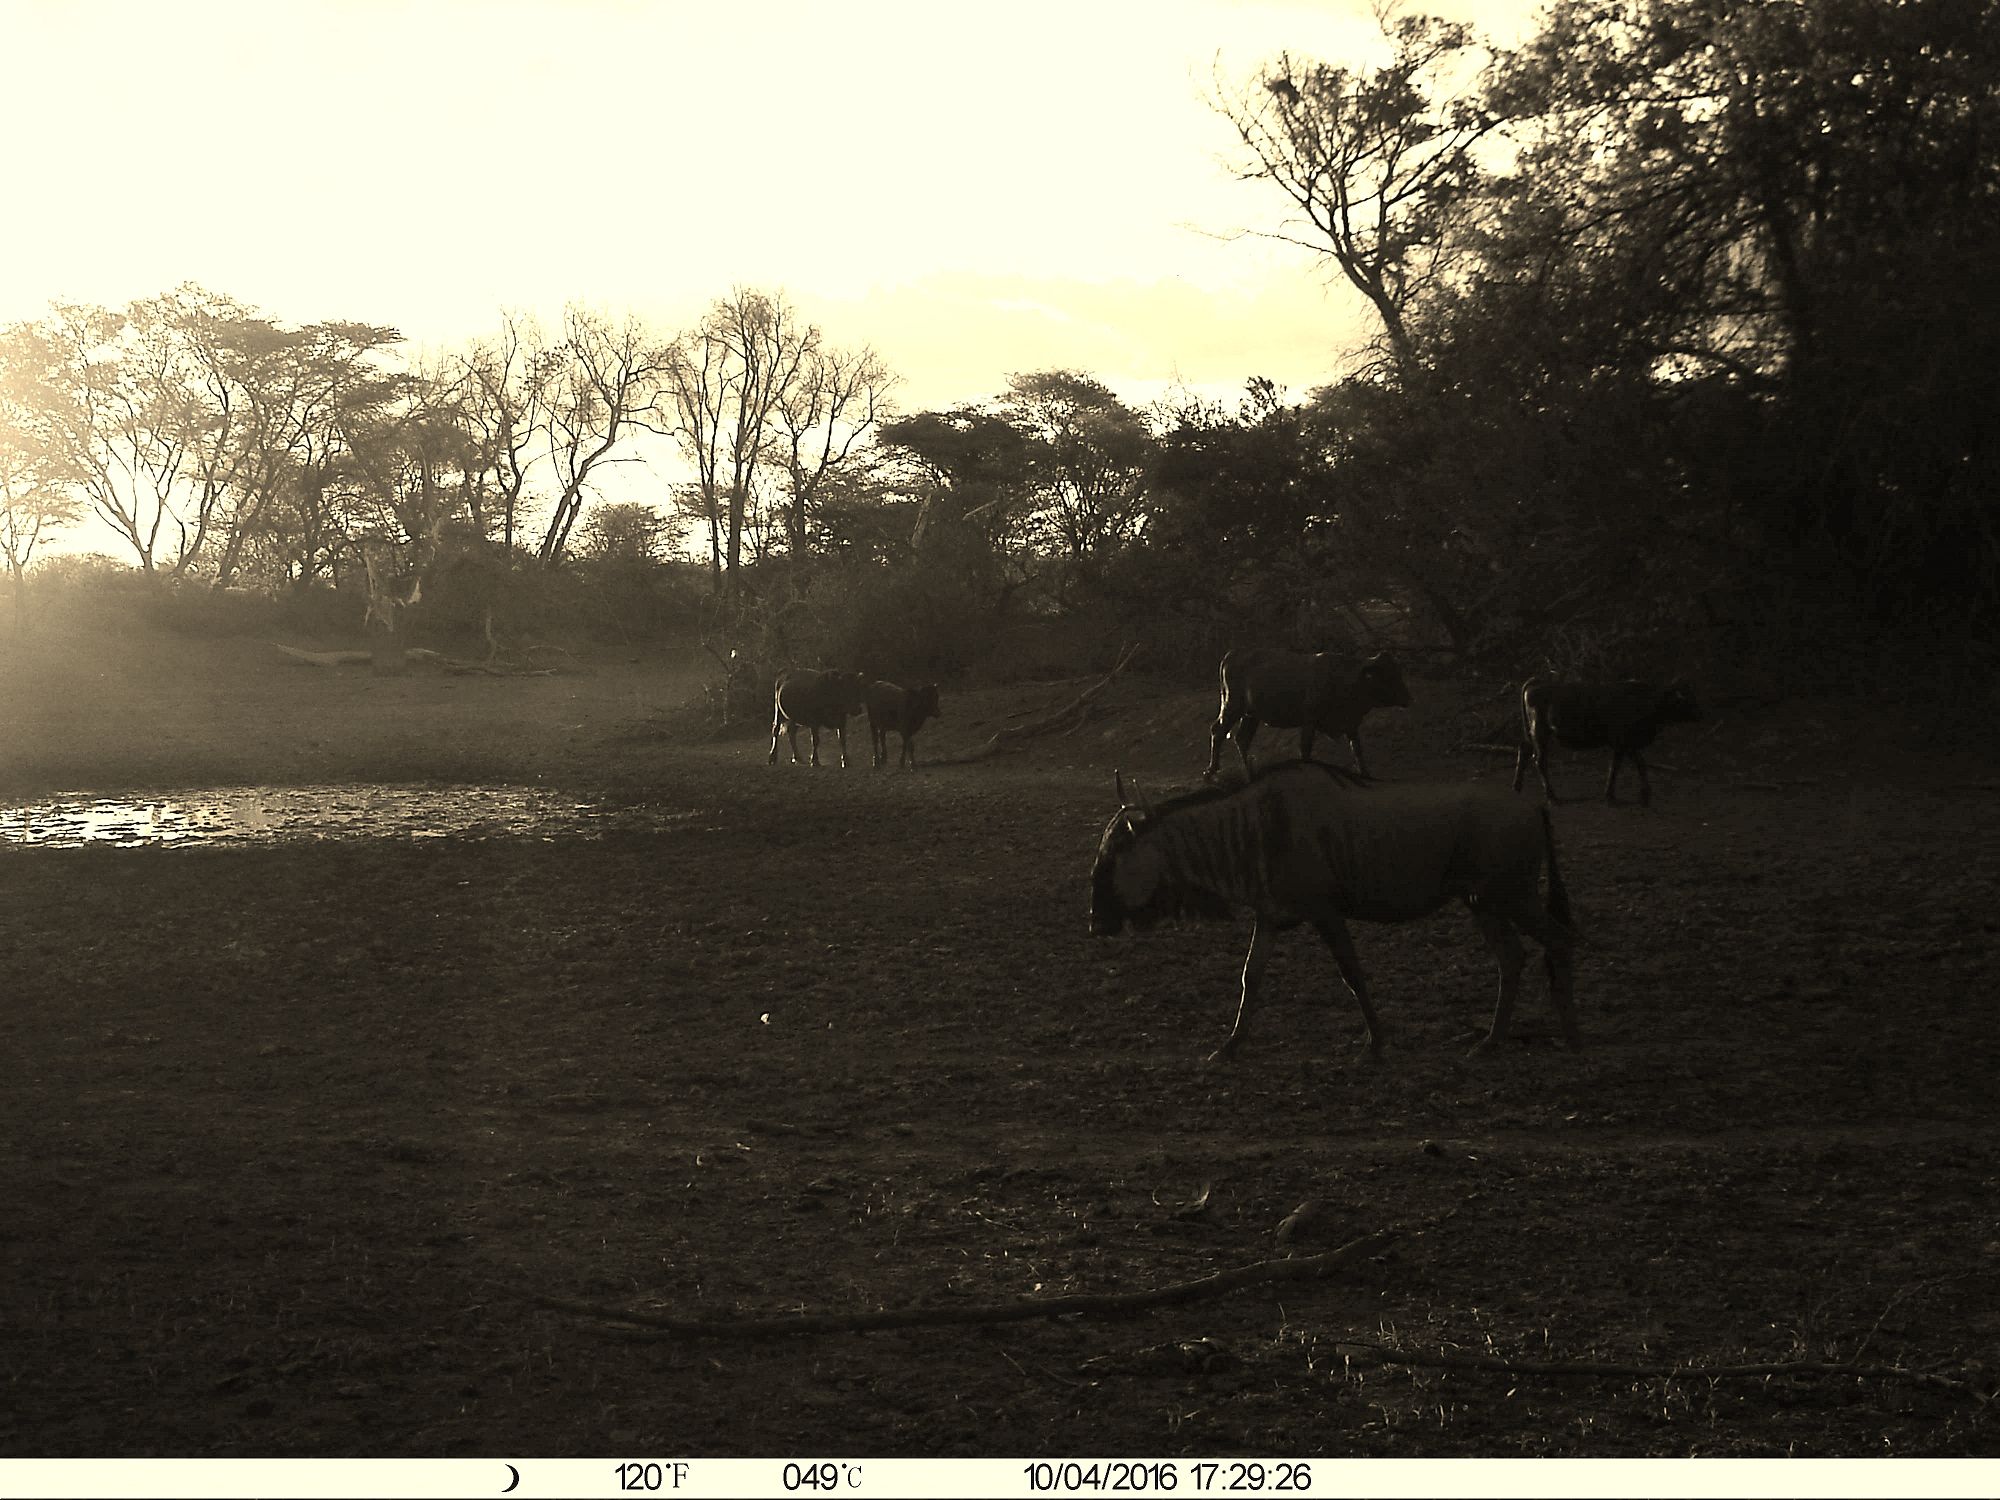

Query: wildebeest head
835,670,870,714
1359,652,1414,710
914,683,942,720
1091,771,1161,937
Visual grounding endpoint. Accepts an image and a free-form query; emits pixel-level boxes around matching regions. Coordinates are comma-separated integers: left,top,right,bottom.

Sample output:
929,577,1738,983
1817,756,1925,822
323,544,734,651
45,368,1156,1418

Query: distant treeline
6,0,1998,720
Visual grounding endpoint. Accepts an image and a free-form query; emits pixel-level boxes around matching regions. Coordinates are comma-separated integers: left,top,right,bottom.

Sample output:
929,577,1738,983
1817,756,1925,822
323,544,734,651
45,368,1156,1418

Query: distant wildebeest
1091,761,1579,1060
866,680,941,770
1512,677,1702,807
1203,647,1413,782
769,668,870,768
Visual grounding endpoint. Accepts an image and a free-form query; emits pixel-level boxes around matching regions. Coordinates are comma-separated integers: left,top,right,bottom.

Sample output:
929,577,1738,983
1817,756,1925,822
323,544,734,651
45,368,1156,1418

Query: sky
1,0,1541,418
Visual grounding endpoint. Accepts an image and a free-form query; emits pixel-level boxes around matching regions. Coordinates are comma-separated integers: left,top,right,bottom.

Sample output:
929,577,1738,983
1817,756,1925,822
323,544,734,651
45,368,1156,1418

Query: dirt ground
3,626,1999,1459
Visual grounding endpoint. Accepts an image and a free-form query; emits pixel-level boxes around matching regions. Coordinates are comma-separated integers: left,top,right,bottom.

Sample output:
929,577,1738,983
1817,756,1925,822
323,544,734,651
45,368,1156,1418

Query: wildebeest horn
1115,768,1127,806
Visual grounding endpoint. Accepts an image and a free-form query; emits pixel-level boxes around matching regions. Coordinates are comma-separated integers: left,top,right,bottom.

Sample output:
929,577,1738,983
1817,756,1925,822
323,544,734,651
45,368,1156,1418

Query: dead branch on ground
948,642,1141,763
525,1212,1445,1342
272,643,371,668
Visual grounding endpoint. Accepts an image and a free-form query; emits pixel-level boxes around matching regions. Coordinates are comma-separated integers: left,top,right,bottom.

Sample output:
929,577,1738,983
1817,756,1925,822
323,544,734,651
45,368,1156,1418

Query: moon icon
502,1462,521,1492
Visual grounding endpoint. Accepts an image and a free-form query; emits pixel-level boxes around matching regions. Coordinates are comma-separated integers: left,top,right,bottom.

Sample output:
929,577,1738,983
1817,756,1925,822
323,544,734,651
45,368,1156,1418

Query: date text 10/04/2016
1024,1460,1313,1492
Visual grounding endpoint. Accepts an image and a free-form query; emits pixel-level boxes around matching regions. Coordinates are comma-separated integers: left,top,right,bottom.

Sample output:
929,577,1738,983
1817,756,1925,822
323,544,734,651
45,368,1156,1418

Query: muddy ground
3,627,1998,1458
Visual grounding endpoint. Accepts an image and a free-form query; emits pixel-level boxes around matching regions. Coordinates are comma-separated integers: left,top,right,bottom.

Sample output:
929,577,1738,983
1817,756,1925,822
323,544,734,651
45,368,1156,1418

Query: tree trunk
368,610,407,675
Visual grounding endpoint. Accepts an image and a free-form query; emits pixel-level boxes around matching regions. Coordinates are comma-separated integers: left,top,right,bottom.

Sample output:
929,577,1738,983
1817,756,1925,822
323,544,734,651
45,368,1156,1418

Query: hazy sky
1,0,1539,415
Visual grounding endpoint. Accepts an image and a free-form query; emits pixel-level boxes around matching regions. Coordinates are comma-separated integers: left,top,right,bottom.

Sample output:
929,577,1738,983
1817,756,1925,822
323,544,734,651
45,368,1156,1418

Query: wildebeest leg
1529,720,1559,802
871,725,886,768
1211,919,1273,1063
1298,723,1316,764
1510,904,1583,1049
1468,905,1527,1053
1232,717,1260,778
1634,750,1653,807
902,733,916,770
1204,709,1238,780
835,721,849,769
769,715,784,765
1347,732,1369,779
1545,940,1581,1048
808,725,822,767
1313,917,1385,1057
1604,749,1623,804
784,723,802,764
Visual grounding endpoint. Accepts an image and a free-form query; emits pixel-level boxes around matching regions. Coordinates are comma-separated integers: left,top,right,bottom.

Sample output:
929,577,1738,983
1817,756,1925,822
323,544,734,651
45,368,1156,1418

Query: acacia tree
209,317,406,588
333,370,487,671
28,288,248,580
999,370,1155,563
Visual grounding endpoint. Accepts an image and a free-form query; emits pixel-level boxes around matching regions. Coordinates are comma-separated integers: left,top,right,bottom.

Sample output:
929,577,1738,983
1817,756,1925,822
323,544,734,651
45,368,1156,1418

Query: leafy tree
999,370,1155,565
1218,9,1503,378
0,323,82,631
577,500,672,563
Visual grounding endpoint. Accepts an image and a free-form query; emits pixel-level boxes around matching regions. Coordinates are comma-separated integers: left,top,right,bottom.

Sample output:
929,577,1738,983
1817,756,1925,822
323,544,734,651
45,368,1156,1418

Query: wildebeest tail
1539,804,1579,939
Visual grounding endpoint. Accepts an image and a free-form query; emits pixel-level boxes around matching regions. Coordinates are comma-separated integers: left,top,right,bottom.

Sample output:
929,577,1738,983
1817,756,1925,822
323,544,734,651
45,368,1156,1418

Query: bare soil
3,627,1998,1458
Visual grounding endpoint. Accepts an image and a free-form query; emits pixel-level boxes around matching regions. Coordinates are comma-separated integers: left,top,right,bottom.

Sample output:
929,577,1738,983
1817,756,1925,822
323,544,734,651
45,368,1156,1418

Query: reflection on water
0,785,700,848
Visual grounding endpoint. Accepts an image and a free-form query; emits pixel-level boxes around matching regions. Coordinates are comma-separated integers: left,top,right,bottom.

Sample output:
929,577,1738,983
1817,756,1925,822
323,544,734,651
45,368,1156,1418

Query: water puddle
0,784,703,849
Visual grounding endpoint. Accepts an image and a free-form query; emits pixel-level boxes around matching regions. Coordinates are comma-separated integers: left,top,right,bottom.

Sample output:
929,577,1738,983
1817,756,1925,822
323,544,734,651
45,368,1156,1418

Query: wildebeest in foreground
1091,760,1579,1059
1203,648,1412,782
769,668,870,768
1512,677,1702,806
866,680,941,769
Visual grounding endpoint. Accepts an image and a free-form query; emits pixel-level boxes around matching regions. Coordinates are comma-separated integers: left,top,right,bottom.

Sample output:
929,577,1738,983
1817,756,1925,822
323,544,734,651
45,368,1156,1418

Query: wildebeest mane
1145,758,1371,823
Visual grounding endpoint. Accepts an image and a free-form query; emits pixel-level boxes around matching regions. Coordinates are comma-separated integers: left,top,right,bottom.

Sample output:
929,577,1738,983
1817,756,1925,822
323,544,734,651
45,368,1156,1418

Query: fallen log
272,642,372,668
948,642,1142,763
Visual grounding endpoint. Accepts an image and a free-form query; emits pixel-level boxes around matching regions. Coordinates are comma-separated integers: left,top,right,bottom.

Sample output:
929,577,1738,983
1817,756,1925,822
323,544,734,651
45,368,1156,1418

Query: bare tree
662,288,816,599
450,309,550,555
0,322,82,631
770,342,896,556
532,306,670,569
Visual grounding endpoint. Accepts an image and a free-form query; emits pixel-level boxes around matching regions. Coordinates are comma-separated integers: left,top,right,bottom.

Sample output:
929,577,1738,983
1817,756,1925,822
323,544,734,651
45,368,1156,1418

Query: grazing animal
769,668,870,768
1091,761,1579,1059
1203,648,1412,782
1512,678,1702,807
866,680,942,769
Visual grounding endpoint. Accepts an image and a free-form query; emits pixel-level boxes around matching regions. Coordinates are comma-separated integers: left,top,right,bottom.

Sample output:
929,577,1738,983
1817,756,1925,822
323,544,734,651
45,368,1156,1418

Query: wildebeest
866,680,941,769
769,668,870,768
1203,648,1412,782
1512,677,1702,807
1091,760,1579,1060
